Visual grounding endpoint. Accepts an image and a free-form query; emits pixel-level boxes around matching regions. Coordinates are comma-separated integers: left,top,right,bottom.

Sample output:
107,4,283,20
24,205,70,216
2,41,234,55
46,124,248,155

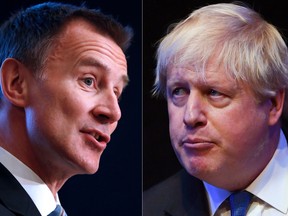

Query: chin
82,162,100,174
71,158,100,175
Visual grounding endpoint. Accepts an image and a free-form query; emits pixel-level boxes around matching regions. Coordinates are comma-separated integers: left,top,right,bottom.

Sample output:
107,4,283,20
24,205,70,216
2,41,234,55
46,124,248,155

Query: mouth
80,129,110,149
181,137,215,150
89,132,103,142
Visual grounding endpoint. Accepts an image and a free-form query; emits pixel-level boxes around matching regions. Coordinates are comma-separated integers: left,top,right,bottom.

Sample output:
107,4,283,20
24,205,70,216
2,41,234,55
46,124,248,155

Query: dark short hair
0,1,133,74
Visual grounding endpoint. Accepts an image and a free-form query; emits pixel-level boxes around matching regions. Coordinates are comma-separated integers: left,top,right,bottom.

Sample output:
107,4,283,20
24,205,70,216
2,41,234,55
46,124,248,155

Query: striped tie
48,205,67,216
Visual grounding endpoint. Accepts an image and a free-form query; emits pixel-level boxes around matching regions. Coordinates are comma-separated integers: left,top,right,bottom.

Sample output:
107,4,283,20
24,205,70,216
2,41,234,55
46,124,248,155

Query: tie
48,205,67,216
229,191,252,216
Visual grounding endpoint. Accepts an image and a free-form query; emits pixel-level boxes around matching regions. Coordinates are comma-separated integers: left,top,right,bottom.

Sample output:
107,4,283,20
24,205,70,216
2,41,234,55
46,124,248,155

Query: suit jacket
0,163,41,216
143,169,210,216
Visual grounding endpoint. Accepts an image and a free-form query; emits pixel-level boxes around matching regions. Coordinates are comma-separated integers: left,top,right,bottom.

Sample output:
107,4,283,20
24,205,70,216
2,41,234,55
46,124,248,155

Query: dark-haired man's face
25,20,128,177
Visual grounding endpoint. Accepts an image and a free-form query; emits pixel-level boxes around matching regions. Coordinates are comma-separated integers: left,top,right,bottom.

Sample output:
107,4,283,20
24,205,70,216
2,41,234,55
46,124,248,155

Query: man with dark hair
0,2,133,215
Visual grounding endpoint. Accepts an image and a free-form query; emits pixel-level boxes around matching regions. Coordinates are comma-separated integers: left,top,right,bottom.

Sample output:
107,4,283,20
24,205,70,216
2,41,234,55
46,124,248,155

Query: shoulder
0,163,41,216
143,169,209,216
144,169,204,197
0,203,17,216
144,169,188,195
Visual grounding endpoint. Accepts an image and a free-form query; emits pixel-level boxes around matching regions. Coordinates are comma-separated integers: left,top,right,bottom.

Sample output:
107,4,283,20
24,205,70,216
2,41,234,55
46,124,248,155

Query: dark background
143,0,288,191
2,0,288,214
0,0,141,215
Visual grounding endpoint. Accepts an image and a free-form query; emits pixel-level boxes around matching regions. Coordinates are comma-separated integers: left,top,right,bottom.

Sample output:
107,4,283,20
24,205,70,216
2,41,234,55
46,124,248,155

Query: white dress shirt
204,130,288,215
0,147,59,216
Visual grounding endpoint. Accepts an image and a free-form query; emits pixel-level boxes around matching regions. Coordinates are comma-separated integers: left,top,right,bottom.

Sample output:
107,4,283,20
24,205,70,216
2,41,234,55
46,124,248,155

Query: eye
117,94,122,103
167,86,189,106
114,89,122,102
172,87,188,97
83,77,94,86
209,89,222,97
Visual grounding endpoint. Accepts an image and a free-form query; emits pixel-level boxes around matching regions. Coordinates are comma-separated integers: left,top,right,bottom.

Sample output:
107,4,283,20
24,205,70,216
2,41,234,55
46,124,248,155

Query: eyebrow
79,57,129,87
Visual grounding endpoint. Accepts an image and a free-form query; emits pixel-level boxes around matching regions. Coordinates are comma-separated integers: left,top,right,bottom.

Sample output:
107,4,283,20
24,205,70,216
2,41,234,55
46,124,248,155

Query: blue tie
48,205,67,216
229,191,252,216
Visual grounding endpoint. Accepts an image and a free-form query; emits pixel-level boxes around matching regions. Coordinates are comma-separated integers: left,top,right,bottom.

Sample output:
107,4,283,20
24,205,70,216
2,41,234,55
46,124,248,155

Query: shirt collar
204,130,288,215
247,130,288,213
0,147,58,216
203,182,231,215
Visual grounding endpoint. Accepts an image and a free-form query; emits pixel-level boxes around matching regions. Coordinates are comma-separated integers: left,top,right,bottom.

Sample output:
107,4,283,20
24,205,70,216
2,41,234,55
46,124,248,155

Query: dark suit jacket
143,169,210,216
0,163,41,216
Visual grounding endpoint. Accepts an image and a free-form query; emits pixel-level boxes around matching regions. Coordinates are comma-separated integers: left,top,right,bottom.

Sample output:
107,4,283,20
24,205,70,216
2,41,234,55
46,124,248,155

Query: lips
80,128,110,149
88,131,102,142
181,137,215,150
182,137,212,144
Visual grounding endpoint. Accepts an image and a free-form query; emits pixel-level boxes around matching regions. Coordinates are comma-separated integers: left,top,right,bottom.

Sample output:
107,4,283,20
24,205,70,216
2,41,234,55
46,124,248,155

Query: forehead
52,19,127,71
166,63,229,82
166,64,246,91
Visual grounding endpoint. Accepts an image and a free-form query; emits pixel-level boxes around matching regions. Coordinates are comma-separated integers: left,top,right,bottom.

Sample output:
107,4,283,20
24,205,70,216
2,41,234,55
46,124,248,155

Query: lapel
0,163,41,215
163,170,210,216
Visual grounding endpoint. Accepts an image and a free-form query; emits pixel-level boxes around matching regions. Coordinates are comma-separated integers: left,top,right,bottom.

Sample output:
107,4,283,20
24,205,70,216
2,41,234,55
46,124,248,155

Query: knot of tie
229,191,252,216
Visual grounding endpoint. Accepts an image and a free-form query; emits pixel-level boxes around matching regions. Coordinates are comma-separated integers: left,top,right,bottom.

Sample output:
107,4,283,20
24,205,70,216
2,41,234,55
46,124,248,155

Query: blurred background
143,0,288,191
0,0,142,215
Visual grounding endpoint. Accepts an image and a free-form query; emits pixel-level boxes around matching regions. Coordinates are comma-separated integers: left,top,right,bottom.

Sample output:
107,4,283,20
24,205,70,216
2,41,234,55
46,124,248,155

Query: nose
183,91,207,128
92,91,121,124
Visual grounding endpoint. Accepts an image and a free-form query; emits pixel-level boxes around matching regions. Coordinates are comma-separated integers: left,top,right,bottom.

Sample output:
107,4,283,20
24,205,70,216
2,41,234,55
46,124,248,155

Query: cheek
29,93,85,138
60,97,85,118
26,107,62,152
110,122,118,134
52,88,91,123
216,106,269,151
168,102,183,124
168,107,183,144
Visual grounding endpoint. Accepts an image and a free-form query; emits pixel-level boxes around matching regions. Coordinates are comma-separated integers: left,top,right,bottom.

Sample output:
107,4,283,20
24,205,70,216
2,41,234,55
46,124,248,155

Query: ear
1,58,29,107
268,89,285,126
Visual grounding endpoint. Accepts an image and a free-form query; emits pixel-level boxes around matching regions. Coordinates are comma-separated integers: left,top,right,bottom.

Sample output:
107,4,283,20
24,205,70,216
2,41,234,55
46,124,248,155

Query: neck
0,101,68,197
